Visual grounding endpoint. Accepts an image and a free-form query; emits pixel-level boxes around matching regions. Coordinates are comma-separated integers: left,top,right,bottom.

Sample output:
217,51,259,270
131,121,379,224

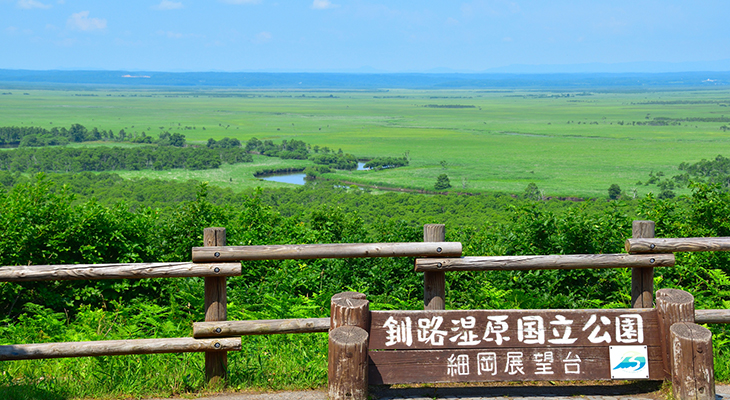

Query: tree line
0,146,252,173
637,154,730,199
244,137,367,171
0,124,412,176
0,124,189,148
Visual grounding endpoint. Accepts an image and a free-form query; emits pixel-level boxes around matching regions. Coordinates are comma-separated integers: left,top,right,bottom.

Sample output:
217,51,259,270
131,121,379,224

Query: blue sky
2,0,729,72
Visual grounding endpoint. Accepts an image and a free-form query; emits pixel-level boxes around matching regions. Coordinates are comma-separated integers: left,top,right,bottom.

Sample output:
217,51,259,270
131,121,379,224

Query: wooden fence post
670,322,715,400
656,288,695,378
329,292,370,400
204,227,227,386
423,224,446,310
330,291,370,331
329,326,368,400
631,220,655,308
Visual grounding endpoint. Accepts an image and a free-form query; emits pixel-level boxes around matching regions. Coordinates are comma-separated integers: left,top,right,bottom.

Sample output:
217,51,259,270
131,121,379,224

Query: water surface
259,162,368,186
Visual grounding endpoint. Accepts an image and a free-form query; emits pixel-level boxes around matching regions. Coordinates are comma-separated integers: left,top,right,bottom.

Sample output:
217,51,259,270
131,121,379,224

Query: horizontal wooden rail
0,337,242,361
0,262,241,282
414,253,675,272
695,309,730,324
192,242,462,262
189,311,730,339
626,237,730,253
193,318,329,338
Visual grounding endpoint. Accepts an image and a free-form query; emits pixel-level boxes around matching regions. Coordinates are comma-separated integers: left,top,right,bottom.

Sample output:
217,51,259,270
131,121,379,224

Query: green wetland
2,87,730,197
0,85,729,399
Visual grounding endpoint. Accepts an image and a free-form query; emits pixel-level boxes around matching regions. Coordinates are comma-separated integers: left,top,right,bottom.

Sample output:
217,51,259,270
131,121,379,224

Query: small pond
260,172,307,185
259,162,369,186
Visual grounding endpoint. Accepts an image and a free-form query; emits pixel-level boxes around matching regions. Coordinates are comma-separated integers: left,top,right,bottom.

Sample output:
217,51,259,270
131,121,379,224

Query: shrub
608,184,622,200
434,174,451,190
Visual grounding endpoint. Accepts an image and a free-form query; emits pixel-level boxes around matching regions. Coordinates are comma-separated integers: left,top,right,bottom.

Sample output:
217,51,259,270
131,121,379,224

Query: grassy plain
1,87,730,197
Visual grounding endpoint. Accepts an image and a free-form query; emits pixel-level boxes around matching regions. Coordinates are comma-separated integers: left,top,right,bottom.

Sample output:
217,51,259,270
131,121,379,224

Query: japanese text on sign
382,313,644,348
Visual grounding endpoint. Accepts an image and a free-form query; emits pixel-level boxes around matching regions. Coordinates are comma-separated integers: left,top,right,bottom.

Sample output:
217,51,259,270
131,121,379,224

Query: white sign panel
609,345,649,379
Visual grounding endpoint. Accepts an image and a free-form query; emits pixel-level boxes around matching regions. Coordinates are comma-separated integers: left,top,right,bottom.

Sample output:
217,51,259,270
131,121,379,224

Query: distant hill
484,59,730,74
0,69,729,89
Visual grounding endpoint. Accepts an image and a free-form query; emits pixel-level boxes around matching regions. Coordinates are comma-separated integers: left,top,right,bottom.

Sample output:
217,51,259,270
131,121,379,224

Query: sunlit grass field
1,87,729,197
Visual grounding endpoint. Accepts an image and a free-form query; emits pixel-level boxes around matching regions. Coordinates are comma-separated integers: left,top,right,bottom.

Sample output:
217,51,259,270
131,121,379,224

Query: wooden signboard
368,309,664,384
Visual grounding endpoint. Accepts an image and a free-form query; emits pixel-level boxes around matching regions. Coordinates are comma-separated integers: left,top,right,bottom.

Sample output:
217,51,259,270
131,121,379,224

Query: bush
434,174,451,190
310,153,357,170
608,184,622,200
523,182,540,200
364,157,408,170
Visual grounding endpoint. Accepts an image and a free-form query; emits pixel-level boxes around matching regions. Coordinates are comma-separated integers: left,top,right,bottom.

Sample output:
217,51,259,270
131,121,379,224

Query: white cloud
55,37,75,46
5,26,34,35
17,0,52,9
156,30,203,39
57,0,65,4
312,0,338,10
219,0,260,4
253,31,272,44
445,17,459,26
159,30,184,39
67,11,107,31
153,0,183,10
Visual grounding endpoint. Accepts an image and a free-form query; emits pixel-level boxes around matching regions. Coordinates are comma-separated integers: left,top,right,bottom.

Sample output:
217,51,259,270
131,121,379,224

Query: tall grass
0,299,330,399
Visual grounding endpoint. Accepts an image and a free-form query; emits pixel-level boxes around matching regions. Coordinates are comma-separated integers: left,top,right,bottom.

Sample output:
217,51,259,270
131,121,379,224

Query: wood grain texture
328,326,369,400
0,337,241,360
626,237,730,253
192,241,462,262
415,253,674,272
670,322,714,400
0,262,240,282
331,292,370,332
694,309,730,324
370,309,659,350
423,224,446,311
204,227,228,386
631,220,655,309
656,289,695,379
368,346,665,384
193,318,329,338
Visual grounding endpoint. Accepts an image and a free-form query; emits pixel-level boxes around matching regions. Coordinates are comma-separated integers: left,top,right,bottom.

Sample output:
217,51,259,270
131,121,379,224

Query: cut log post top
331,291,370,331
192,242,461,262
656,288,695,379
415,253,674,272
626,237,730,253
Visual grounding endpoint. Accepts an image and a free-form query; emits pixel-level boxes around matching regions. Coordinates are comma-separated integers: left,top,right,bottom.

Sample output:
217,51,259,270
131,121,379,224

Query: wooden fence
0,226,460,386
1,221,729,399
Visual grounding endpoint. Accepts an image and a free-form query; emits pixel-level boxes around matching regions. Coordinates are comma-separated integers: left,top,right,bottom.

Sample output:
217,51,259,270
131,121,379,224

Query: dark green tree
608,184,622,200
523,182,541,200
434,174,451,190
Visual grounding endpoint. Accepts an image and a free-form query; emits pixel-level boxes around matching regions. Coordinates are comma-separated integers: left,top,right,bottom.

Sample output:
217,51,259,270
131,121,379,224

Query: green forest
0,173,729,398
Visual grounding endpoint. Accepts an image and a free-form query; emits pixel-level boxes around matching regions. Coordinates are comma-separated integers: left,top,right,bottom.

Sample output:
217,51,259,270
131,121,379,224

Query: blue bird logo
612,351,647,372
